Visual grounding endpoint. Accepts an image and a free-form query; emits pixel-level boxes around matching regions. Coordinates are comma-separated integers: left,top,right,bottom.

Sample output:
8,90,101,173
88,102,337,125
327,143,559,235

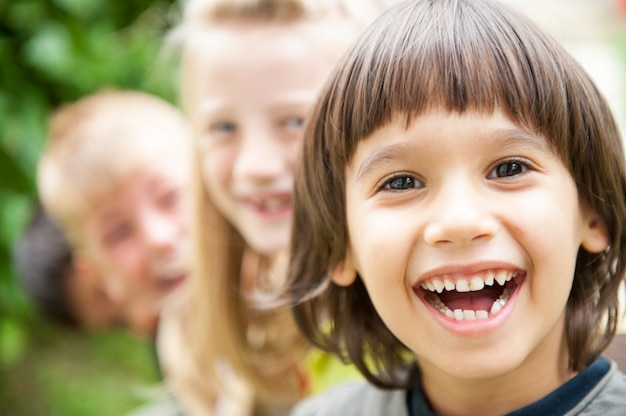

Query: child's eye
210,121,237,136
159,189,180,210
382,175,423,191
488,159,531,179
282,117,304,130
104,223,132,246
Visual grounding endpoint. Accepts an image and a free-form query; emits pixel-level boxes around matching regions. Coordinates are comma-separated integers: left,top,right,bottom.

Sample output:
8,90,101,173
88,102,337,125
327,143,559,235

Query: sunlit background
1,1,626,415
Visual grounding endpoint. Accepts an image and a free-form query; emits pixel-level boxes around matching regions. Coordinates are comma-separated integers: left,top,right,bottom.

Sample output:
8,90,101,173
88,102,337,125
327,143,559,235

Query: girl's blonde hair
175,0,394,406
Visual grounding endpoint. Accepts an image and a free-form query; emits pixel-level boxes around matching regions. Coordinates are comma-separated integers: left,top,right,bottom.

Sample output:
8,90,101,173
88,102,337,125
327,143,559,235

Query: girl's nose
233,128,287,183
423,182,499,247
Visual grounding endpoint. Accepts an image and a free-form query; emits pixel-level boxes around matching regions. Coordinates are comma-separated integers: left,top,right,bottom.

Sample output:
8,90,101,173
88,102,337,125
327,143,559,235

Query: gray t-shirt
291,357,626,415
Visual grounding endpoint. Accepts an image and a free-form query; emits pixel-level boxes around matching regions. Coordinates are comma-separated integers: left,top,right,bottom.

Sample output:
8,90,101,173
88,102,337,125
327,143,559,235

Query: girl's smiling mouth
242,194,292,217
415,269,525,322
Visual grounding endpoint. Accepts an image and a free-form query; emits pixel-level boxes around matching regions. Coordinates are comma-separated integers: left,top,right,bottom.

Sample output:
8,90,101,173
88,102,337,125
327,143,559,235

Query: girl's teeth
254,196,290,212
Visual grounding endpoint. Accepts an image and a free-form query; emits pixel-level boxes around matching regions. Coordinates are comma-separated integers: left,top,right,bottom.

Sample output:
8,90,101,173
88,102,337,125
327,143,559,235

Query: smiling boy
37,90,191,338
285,0,626,414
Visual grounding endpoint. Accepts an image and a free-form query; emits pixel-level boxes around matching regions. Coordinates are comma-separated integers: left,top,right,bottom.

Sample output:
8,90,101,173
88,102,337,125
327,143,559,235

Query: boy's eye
159,189,180,209
488,160,528,179
383,175,422,191
210,121,237,136
104,223,132,246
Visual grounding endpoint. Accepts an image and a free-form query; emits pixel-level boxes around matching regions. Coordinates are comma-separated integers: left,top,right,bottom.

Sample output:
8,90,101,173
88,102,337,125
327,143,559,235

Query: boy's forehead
89,159,186,208
76,162,187,245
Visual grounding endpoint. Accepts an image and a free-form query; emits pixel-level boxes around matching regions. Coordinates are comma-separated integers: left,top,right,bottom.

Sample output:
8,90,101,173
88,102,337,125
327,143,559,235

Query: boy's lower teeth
428,287,514,321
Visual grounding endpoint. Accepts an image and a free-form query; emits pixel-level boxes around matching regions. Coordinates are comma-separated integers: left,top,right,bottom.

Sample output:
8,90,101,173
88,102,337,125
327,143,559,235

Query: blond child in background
37,90,191,339
285,0,626,414
156,0,395,414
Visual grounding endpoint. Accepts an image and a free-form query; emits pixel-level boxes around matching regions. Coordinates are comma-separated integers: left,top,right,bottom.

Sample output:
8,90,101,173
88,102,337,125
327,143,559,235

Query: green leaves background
0,1,180,413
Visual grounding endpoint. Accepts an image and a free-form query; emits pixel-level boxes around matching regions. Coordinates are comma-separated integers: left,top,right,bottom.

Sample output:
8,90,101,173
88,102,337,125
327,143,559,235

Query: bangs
323,0,591,168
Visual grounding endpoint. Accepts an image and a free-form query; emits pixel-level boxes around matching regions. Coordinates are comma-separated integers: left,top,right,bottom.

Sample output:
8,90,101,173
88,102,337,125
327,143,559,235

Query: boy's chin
127,309,160,340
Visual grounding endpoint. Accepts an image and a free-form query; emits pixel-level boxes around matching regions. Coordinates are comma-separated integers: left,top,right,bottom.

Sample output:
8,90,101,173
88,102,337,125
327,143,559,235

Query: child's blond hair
37,90,190,246
171,0,393,406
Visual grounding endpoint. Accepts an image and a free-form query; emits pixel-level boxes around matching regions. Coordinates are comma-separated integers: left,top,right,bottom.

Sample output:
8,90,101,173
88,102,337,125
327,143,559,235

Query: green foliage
0,324,160,415
0,0,180,413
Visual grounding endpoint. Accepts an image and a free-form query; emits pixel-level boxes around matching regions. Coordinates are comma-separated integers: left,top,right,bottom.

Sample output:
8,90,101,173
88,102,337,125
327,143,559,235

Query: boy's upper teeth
420,270,516,293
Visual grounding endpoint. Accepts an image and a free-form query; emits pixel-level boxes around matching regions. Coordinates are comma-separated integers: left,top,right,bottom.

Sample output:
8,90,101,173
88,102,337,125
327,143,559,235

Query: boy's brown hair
286,0,626,388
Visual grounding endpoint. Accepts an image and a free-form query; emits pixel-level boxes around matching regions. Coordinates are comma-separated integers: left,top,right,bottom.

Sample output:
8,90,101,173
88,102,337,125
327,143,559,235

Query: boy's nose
423,182,499,247
142,211,183,252
233,129,288,182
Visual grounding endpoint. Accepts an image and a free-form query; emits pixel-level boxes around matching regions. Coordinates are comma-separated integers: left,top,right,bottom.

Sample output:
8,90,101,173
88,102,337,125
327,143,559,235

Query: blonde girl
157,1,394,414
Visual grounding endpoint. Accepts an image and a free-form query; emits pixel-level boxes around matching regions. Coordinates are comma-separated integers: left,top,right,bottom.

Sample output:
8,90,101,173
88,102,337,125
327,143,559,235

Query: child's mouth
418,270,522,321
248,195,292,215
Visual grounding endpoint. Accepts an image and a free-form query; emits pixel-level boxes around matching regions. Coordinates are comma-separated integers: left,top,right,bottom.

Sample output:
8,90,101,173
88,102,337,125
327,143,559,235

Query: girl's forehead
186,19,352,71
189,21,315,49
186,26,335,117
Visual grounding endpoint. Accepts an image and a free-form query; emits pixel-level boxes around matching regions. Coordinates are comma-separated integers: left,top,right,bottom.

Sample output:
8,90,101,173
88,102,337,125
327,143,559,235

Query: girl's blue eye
490,161,527,178
384,176,419,190
283,117,304,130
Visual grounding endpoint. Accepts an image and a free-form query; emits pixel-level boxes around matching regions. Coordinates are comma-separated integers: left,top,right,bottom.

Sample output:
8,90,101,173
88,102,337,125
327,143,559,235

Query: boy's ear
72,252,106,294
330,247,357,287
581,212,610,253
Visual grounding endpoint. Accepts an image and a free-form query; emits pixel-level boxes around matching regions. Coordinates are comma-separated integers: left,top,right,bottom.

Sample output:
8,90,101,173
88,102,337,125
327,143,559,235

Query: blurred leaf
0,147,35,195
52,0,103,20
0,317,28,368
23,21,73,80
0,1,178,413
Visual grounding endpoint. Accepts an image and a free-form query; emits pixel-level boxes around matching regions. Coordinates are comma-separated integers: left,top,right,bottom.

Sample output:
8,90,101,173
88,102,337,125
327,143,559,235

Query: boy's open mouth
418,270,522,321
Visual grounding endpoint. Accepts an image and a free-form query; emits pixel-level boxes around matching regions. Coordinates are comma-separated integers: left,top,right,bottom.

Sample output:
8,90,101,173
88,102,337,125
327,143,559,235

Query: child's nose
142,211,182,252
423,182,499,247
233,128,287,182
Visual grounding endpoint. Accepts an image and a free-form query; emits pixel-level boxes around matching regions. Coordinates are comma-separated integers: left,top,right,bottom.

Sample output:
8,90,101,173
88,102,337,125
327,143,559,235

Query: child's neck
241,249,288,293
418,330,573,416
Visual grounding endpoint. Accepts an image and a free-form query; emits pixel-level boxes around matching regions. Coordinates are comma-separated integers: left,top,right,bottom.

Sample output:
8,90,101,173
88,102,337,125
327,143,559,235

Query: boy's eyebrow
356,142,414,182
355,127,551,182
493,128,552,153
